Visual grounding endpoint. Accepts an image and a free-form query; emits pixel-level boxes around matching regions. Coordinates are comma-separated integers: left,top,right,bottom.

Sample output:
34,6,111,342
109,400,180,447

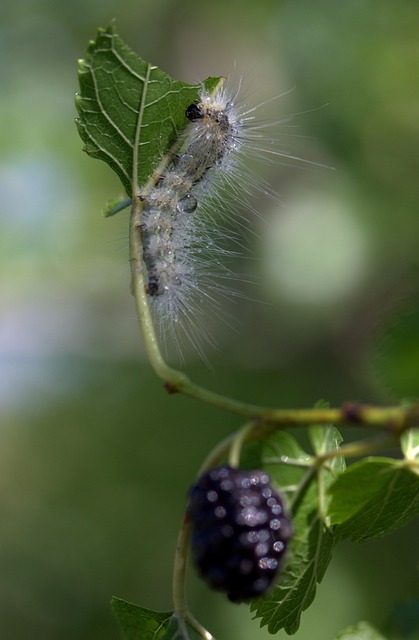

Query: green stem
129,197,182,382
170,431,234,639
170,424,256,636
172,513,191,632
228,421,257,468
320,433,398,462
185,613,215,640
196,433,237,477
129,198,419,434
172,520,215,639
289,465,317,514
129,196,266,413
260,404,419,433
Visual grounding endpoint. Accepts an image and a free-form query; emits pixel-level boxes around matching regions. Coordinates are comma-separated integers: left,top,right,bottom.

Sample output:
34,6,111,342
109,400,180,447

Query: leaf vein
83,129,131,181
88,60,134,148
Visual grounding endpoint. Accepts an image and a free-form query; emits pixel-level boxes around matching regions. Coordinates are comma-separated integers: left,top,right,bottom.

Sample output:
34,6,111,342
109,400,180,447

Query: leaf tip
105,19,118,34
93,21,118,44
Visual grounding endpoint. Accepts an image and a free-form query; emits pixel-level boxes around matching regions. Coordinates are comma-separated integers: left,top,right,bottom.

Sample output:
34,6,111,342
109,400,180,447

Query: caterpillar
137,78,288,361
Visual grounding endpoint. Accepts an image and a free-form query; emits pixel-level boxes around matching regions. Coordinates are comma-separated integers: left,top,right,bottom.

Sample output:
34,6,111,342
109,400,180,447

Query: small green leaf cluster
112,423,419,639
244,424,419,634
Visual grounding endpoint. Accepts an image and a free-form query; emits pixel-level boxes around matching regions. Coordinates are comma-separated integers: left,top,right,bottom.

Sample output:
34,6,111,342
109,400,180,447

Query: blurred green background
1,0,418,638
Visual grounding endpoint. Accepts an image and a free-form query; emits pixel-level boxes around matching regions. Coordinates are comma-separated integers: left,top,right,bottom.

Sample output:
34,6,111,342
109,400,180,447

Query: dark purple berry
187,465,292,602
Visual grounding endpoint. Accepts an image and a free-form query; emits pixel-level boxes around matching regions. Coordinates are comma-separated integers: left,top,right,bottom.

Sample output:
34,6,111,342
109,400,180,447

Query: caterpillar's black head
185,102,203,121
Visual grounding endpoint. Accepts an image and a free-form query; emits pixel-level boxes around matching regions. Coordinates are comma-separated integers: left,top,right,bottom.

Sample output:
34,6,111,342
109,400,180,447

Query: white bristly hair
138,77,320,363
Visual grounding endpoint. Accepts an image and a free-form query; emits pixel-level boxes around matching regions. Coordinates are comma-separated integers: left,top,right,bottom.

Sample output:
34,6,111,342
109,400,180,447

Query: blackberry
187,465,292,602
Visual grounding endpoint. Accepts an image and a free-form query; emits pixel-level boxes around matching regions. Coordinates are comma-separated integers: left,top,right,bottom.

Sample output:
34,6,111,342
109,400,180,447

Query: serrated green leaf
75,23,221,196
111,598,205,640
328,458,397,524
328,458,419,541
242,429,336,634
250,468,335,635
111,597,172,640
334,620,388,640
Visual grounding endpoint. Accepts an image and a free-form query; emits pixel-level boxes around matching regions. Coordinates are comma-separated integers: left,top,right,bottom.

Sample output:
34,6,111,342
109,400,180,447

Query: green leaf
242,430,311,496
328,458,397,524
243,429,336,634
308,408,346,476
75,23,221,196
308,403,346,522
249,458,334,634
111,598,172,640
328,458,419,541
111,598,205,640
103,196,132,217
402,427,419,468
334,620,388,640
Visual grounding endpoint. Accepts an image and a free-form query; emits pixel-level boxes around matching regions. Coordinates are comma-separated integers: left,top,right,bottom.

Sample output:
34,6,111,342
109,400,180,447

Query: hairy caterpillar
136,78,293,361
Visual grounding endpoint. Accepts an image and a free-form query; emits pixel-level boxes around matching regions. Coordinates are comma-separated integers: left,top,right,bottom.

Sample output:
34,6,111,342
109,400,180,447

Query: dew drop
177,193,197,213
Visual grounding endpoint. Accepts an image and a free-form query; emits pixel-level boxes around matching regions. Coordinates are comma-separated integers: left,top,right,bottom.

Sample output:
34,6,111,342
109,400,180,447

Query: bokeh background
1,0,418,638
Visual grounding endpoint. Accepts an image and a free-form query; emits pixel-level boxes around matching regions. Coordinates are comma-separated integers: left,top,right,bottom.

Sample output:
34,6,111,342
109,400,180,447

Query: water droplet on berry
274,540,285,553
258,557,278,570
